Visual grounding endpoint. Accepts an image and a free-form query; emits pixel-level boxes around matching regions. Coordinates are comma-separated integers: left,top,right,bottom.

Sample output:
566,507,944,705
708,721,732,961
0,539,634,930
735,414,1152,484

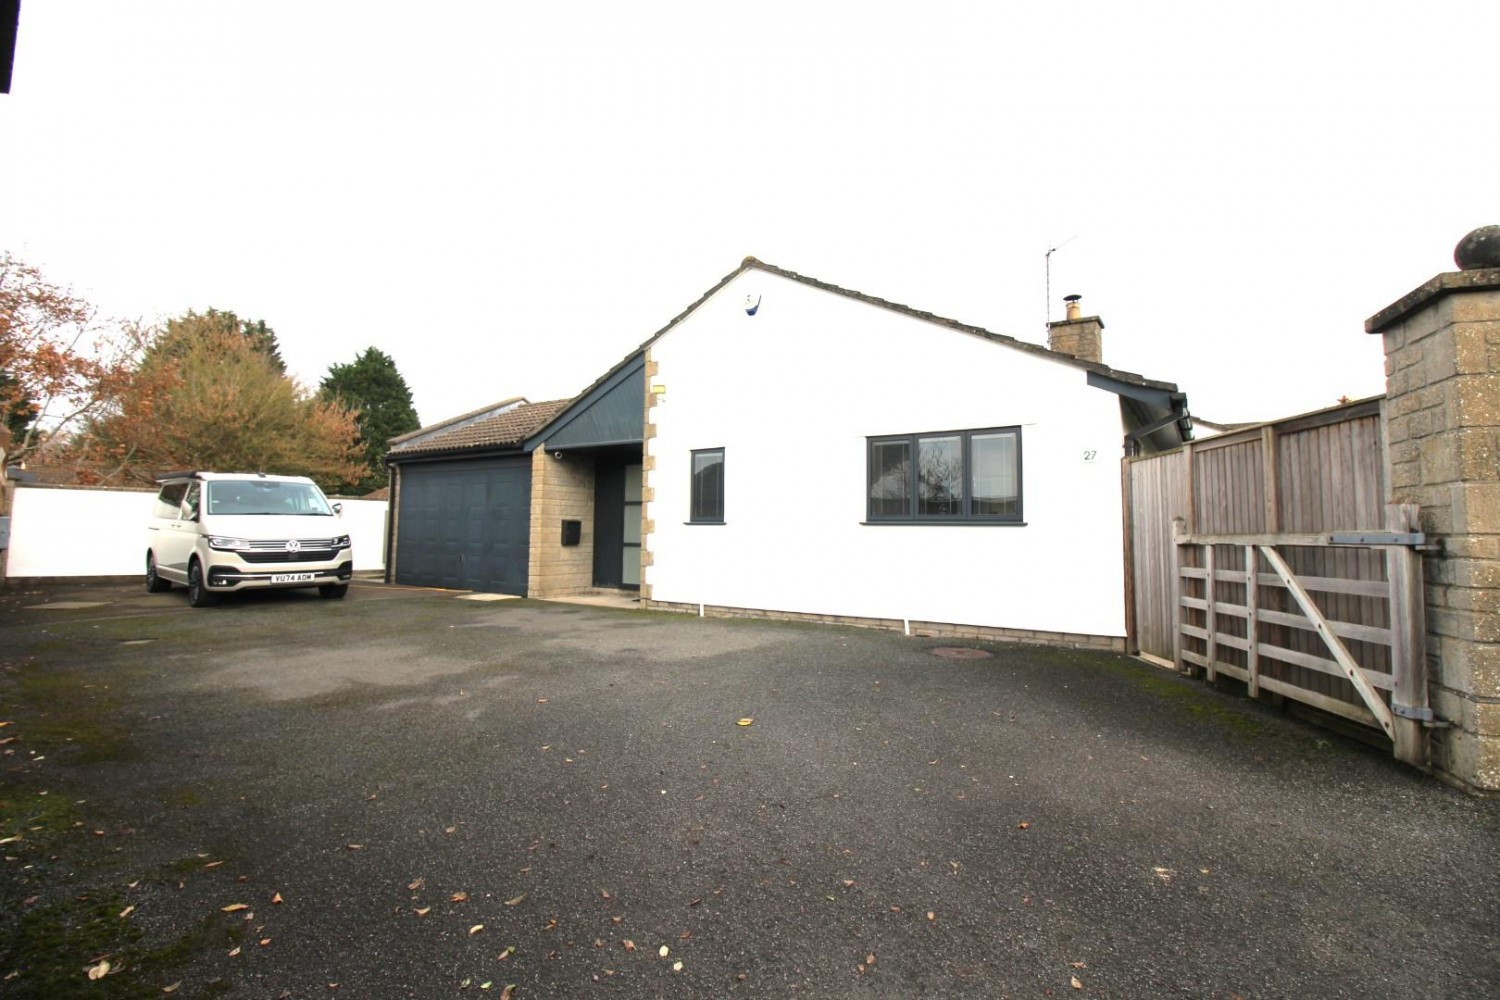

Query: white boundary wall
4,484,387,578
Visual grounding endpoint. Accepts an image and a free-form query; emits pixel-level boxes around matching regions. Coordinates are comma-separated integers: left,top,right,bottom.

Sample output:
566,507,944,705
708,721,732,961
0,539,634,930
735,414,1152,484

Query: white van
146,471,353,607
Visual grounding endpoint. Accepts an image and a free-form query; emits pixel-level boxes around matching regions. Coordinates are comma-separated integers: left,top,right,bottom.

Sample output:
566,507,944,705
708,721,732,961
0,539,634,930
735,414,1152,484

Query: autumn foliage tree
0,252,143,465
79,319,364,490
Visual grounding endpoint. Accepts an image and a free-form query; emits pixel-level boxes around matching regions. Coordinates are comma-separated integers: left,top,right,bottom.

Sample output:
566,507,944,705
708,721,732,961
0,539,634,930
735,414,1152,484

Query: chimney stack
1047,293,1105,363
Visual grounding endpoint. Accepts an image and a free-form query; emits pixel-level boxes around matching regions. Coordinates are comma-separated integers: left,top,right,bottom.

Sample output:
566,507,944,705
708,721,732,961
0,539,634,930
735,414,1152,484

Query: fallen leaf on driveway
469,924,484,936
271,893,283,905
498,945,516,960
451,892,469,902
499,986,515,1000
162,982,181,993
87,959,111,980
408,878,424,890
658,945,669,958
228,946,241,957
119,905,135,918
503,892,526,906
622,939,636,952
673,961,683,972
1071,975,1083,989
415,907,431,916
221,904,249,913
866,953,876,965
736,718,753,727
346,844,363,851
1017,822,1030,830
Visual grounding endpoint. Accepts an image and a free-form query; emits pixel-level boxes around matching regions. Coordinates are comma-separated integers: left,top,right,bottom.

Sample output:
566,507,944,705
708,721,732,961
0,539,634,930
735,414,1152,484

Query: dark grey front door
592,461,642,589
395,457,531,594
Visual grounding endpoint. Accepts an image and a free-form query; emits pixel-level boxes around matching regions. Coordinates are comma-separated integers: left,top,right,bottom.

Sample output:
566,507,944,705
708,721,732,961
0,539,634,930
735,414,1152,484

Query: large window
690,448,725,523
867,428,1021,522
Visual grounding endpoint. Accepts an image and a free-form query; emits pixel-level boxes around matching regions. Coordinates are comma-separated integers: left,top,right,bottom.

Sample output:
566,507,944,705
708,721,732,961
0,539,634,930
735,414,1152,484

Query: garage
385,398,570,595
393,457,532,593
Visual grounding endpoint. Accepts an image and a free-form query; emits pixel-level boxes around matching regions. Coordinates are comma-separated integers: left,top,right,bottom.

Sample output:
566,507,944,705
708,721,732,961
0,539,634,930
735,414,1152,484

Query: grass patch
6,667,139,765
1087,656,1267,736
0,892,238,999
0,789,83,855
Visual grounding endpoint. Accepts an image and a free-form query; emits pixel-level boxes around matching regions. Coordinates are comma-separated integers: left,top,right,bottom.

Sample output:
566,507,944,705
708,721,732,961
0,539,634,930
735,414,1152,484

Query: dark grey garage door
394,457,532,594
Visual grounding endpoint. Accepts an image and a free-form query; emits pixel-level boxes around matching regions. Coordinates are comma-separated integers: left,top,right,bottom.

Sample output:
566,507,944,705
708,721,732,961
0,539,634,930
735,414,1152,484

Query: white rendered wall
5,485,388,578
647,270,1130,637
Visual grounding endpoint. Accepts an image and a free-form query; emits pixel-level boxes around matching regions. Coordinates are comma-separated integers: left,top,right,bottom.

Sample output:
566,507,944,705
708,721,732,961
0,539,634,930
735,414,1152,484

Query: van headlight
208,536,252,551
333,535,351,549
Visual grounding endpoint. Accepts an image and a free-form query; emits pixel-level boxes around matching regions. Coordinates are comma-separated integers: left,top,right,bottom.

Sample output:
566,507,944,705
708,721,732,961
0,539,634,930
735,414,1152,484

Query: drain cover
930,646,992,660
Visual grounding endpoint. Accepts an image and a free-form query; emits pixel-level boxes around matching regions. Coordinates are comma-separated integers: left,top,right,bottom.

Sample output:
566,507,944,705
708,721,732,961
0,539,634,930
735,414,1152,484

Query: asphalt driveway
1,581,1497,998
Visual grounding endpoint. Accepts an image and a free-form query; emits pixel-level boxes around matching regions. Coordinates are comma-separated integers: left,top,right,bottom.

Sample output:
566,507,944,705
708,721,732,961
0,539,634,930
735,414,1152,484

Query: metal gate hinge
1393,703,1451,728
1329,531,1426,546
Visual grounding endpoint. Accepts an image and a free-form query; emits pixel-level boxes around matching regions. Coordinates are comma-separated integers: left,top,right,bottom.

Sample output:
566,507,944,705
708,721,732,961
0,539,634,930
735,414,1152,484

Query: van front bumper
206,561,353,591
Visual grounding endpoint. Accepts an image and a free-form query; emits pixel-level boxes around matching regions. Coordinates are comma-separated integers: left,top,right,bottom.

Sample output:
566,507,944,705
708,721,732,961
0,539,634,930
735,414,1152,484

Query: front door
592,461,642,589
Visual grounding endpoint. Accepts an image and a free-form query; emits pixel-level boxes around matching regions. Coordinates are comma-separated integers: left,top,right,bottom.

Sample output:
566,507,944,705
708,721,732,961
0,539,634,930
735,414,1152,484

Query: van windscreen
206,481,333,516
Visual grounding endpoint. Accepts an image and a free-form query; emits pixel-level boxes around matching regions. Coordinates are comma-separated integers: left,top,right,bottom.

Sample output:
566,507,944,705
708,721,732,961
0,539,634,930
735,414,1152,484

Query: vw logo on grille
285,539,301,553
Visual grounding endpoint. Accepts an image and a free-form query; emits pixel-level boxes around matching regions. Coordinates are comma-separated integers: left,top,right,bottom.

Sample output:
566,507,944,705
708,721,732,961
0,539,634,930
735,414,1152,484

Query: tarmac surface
1,580,1497,998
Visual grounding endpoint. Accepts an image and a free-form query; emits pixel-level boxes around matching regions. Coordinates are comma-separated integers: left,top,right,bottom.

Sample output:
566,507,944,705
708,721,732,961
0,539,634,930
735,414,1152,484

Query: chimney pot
1063,294,1082,321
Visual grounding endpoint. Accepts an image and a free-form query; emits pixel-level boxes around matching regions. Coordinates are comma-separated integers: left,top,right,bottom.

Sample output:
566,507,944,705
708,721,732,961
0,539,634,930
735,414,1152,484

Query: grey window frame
689,447,725,524
865,426,1023,523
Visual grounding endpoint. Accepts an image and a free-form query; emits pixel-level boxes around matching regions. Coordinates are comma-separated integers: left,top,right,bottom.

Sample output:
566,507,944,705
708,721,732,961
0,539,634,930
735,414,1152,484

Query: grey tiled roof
388,398,572,458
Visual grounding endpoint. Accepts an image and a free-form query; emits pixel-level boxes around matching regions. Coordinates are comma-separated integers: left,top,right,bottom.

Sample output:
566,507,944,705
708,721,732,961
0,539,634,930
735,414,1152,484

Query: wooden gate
1124,398,1433,766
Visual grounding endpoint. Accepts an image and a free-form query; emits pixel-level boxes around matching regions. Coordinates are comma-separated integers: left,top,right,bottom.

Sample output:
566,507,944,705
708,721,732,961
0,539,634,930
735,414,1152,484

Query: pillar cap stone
1366,266,1500,334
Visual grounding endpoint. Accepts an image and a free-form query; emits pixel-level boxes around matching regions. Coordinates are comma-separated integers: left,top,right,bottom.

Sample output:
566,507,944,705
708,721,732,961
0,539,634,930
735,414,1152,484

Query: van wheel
146,553,172,593
318,584,349,600
187,560,216,607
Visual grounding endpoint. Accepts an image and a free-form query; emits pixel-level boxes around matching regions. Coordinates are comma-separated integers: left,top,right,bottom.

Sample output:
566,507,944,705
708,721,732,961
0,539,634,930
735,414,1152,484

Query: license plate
271,573,316,583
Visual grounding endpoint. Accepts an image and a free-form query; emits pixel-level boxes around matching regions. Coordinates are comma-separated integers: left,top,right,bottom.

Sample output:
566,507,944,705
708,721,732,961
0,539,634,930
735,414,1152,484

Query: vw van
146,472,353,607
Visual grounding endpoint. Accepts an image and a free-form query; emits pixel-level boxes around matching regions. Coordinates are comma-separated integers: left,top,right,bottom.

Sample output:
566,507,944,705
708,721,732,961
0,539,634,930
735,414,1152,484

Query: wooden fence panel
1128,450,1188,661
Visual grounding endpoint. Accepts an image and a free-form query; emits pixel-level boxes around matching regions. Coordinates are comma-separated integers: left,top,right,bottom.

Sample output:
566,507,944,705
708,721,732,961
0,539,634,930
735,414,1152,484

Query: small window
867,427,1021,523
690,448,725,523
154,482,188,519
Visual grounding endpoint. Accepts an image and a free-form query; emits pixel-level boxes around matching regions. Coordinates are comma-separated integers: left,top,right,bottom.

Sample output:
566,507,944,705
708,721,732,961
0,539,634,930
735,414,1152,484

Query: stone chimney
1047,293,1105,364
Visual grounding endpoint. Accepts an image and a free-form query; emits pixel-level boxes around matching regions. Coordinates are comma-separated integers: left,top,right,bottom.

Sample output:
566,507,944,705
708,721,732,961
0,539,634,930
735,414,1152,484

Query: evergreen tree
319,347,420,492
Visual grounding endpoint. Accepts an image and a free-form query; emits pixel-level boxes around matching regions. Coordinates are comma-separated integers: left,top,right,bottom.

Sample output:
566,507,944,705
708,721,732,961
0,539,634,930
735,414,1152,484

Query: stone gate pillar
1367,225,1500,793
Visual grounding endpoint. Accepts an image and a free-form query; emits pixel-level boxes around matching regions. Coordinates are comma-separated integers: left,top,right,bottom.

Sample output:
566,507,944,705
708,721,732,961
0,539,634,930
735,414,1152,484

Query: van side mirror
332,503,343,516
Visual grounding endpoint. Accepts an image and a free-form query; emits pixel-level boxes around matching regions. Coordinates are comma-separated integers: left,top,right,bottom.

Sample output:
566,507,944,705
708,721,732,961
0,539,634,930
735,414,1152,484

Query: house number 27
1082,450,1098,462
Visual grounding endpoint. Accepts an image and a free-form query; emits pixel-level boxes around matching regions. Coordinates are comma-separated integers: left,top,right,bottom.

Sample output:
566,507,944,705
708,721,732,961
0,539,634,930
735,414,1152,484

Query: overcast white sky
3,1,1497,427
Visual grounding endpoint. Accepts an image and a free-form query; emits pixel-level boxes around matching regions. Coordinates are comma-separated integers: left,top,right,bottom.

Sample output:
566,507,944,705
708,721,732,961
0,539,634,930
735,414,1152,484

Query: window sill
861,520,1027,527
